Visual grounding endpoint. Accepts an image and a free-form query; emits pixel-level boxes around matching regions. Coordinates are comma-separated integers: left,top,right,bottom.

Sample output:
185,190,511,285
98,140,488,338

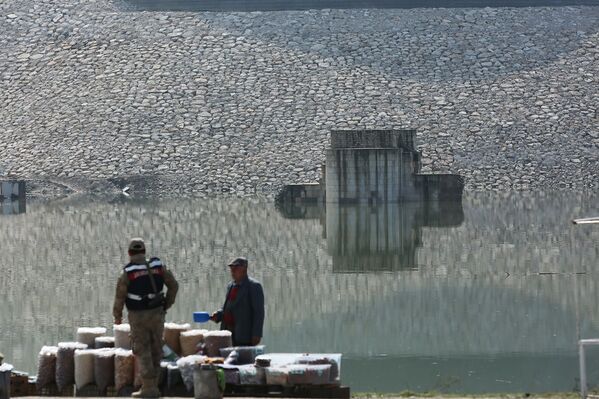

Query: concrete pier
326,129,463,203
276,129,464,204
275,130,465,271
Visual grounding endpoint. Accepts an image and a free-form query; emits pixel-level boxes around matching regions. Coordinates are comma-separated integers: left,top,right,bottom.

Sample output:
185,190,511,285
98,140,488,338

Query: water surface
1,192,599,393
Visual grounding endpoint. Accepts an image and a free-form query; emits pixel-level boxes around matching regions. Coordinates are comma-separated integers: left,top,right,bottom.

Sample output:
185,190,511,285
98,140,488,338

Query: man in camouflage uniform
113,238,179,398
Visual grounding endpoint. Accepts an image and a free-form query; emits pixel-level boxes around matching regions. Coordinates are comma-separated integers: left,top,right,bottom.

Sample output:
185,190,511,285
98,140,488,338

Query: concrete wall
414,174,465,201
279,130,463,204
330,129,418,152
325,148,420,203
274,183,322,204
324,130,464,203
275,184,324,218
0,181,26,215
0,181,25,200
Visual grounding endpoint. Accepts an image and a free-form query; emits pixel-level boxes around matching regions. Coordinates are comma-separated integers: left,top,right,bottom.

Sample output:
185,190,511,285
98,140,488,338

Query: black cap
128,238,146,252
228,257,248,267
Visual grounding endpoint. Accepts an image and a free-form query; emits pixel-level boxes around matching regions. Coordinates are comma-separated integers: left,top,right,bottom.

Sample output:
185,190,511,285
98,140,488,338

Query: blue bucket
193,311,211,323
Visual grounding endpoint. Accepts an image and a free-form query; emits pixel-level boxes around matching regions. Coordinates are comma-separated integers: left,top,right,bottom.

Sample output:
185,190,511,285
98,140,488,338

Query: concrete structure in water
276,129,465,271
0,180,26,215
276,129,464,204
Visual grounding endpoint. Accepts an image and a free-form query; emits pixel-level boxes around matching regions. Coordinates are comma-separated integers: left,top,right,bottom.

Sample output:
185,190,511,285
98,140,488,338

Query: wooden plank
114,386,135,397
58,381,350,398
224,384,350,399
37,383,73,397
161,385,193,397
17,381,38,397
9,374,30,397
289,385,350,399
75,384,103,397
75,384,136,397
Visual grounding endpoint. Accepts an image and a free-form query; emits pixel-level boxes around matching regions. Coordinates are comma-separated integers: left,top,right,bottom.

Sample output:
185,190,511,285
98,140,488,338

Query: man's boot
148,378,162,398
132,378,161,398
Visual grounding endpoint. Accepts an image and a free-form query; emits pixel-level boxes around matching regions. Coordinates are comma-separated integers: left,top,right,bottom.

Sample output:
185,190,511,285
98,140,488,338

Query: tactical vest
124,257,165,311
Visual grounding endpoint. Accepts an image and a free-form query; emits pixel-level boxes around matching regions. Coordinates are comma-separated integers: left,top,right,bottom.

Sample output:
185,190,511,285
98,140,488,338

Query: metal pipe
573,217,599,225
580,341,587,399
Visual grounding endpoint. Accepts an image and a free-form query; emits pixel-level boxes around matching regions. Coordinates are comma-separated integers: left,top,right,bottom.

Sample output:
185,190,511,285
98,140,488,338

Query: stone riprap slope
1,0,598,195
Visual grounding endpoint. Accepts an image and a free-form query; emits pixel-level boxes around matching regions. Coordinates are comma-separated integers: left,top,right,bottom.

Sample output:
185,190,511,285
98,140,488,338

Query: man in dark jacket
210,257,265,346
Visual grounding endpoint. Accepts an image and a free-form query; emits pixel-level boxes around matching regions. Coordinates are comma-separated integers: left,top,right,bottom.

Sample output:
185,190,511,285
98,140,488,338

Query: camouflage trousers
129,307,165,379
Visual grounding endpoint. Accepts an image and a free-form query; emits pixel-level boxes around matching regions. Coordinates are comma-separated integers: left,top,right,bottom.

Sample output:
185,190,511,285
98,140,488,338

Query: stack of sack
113,324,131,350
35,324,332,394
36,346,58,389
179,330,208,356
163,323,190,356
56,342,88,391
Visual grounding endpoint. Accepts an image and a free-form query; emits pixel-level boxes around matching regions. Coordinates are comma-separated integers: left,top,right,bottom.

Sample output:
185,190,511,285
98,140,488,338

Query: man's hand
114,317,122,325
210,312,219,322
251,336,261,346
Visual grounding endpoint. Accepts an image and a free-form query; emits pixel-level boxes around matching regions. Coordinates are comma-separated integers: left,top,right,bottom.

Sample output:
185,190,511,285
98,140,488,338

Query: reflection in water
277,198,464,272
1,198,25,215
1,193,599,393
0,181,26,215
325,202,464,272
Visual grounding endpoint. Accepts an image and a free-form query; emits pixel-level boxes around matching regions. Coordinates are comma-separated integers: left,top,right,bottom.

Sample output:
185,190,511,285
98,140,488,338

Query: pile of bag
251,353,342,387
34,324,343,394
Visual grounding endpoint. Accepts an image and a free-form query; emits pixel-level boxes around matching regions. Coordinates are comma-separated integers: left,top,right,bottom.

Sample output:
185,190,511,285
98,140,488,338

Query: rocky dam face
0,0,598,196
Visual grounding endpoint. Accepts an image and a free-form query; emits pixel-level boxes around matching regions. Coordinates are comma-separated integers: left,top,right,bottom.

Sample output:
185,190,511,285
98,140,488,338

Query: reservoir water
1,191,599,393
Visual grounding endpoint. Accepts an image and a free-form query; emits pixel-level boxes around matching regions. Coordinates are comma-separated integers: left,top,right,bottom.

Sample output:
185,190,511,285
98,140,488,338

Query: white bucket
193,364,223,399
